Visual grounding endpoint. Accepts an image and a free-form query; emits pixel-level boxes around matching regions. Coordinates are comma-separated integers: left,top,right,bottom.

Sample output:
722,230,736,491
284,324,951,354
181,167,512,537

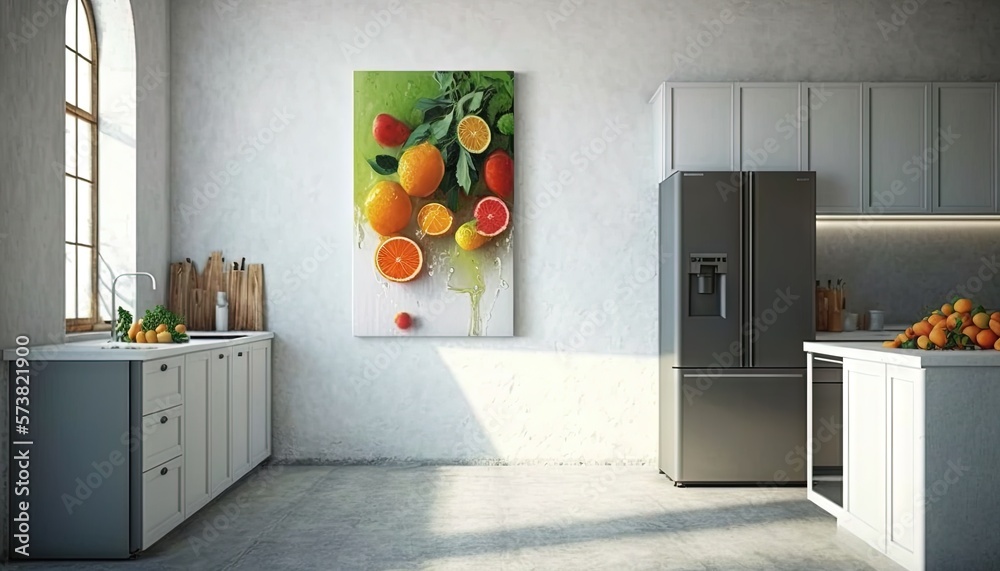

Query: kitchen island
4,332,272,559
803,341,1000,571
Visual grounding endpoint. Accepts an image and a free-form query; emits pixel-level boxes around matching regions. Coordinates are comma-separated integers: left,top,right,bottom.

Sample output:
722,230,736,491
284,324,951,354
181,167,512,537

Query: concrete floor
13,466,902,570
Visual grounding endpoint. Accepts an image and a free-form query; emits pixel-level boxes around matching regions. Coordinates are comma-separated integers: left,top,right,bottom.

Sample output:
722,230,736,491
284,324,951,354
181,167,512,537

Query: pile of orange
884,298,1000,351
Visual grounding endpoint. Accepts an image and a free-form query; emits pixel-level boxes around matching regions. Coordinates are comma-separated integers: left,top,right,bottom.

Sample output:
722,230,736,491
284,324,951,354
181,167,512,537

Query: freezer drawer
675,368,807,484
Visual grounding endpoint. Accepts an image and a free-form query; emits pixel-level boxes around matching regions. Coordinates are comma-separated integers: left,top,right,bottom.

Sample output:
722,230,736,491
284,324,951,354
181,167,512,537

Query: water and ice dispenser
688,254,727,317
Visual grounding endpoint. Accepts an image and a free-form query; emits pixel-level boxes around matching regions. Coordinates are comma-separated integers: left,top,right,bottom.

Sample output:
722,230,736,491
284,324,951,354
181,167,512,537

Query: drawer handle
160,466,168,476
219,353,225,359
160,416,168,424
238,351,243,357
160,364,168,371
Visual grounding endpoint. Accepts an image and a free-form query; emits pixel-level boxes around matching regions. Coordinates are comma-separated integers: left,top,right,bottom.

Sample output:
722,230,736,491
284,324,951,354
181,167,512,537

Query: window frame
65,0,101,333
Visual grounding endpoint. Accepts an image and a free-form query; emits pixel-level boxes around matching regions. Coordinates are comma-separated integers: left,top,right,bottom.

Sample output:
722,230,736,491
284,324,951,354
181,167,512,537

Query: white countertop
804,340,1000,368
3,331,274,362
813,324,908,342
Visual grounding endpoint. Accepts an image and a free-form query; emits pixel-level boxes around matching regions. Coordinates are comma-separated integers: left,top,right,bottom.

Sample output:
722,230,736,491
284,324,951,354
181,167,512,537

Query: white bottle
215,291,229,331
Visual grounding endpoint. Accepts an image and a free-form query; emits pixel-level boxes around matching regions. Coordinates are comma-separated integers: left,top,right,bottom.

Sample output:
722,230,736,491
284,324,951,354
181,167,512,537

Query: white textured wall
169,0,1000,464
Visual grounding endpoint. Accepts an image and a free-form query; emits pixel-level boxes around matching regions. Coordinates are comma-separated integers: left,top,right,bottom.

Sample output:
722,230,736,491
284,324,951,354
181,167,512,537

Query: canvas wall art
353,71,515,336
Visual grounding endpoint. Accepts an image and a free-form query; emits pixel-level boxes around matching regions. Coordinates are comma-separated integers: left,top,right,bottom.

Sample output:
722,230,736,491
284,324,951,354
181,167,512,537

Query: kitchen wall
170,0,1000,464
0,0,170,555
818,221,1000,323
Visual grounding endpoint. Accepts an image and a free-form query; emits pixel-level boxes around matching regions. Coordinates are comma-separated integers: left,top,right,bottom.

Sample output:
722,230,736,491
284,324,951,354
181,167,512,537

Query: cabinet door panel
209,349,232,495
864,83,931,213
932,84,997,212
844,358,887,541
738,83,800,171
183,352,211,516
887,364,925,567
803,83,863,213
231,346,251,479
249,342,270,463
667,83,735,172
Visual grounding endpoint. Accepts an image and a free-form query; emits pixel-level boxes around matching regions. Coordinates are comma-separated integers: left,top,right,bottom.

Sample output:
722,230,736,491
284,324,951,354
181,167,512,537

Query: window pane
66,245,77,319
78,181,93,246
65,115,77,174
78,58,92,114
77,0,92,59
65,49,76,106
78,120,93,181
66,0,76,48
66,177,77,242
78,245,94,320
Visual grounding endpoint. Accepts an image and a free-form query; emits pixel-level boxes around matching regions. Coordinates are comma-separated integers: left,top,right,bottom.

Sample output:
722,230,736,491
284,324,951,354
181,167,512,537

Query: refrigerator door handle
682,373,804,378
747,172,755,368
738,171,745,367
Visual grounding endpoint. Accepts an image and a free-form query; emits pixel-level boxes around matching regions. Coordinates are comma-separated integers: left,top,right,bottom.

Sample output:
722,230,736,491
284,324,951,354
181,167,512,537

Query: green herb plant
141,305,190,343
114,307,133,342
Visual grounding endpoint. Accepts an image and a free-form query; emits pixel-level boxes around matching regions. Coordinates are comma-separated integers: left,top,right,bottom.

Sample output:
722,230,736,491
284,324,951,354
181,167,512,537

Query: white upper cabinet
930,83,998,213
658,83,736,177
736,83,801,171
863,83,932,213
801,83,864,213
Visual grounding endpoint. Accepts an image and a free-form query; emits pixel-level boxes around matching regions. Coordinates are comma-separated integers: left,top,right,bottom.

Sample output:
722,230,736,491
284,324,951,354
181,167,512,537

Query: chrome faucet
111,272,157,340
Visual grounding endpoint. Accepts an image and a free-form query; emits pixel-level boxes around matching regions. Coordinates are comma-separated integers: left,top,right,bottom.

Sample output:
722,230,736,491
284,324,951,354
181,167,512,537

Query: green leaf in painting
497,113,514,135
415,97,452,113
467,91,484,113
455,91,483,118
446,187,460,212
430,110,454,143
456,148,474,193
402,123,431,149
366,155,398,175
433,71,454,92
486,92,513,123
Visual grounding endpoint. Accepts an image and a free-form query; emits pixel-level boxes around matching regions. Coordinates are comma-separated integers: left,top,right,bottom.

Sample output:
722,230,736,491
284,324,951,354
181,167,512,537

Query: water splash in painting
446,248,485,336
354,206,366,249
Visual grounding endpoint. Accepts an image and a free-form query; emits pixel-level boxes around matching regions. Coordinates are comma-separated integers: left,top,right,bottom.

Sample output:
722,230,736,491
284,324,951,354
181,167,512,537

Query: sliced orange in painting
374,236,423,282
416,203,454,236
457,115,491,154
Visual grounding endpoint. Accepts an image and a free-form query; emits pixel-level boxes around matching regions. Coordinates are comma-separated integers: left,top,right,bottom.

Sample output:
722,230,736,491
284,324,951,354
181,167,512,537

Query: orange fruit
973,312,991,329
963,325,982,340
991,311,1000,322
416,203,454,236
991,319,1000,336
946,313,966,330
883,340,901,348
954,298,973,314
895,333,909,344
365,181,412,236
941,303,954,316
912,320,932,337
977,329,999,350
928,314,945,326
454,220,489,251
916,335,931,350
904,327,916,340
995,338,1000,351
456,115,491,154
398,142,445,197
929,328,948,348
374,236,423,282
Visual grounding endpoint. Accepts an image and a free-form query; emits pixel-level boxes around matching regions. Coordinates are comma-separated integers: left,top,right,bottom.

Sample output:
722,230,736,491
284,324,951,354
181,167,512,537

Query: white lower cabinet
842,358,925,570
231,346,252,479
142,456,184,549
184,351,212,516
140,339,271,551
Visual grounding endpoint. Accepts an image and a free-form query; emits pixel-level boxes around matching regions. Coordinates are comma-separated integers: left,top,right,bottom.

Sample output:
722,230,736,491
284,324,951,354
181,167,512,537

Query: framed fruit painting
353,71,514,337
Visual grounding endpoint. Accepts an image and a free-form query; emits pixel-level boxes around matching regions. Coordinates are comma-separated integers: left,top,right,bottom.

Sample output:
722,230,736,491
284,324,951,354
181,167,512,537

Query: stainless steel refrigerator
659,171,815,485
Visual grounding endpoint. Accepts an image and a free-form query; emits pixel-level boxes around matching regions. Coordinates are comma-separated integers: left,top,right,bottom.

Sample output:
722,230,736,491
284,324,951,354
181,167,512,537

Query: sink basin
187,334,249,340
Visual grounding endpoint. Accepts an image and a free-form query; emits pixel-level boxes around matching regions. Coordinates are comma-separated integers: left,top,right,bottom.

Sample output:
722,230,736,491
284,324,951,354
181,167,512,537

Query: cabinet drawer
142,405,183,471
143,356,184,414
142,455,183,549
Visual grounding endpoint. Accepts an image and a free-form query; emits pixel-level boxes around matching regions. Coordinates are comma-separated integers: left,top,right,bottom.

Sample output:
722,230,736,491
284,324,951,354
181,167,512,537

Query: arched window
65,0,99,331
